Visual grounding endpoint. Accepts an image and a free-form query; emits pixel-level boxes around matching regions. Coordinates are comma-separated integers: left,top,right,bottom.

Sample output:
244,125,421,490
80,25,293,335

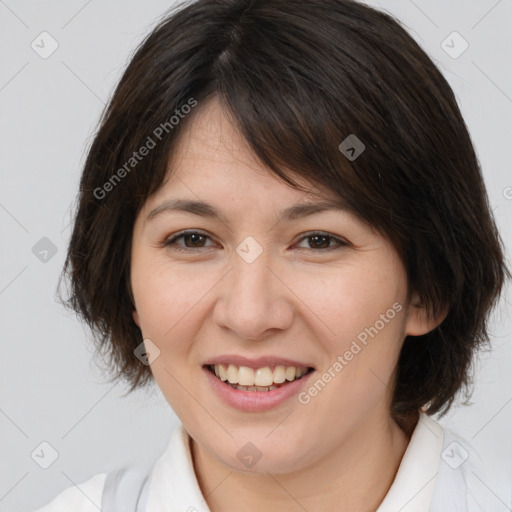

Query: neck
190,411,413,512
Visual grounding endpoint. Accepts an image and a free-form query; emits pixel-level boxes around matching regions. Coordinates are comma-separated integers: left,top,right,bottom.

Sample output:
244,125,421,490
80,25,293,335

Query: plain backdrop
1,1,511,511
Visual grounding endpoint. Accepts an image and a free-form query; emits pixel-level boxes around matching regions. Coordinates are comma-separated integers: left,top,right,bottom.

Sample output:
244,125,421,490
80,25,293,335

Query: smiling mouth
204,363,315,392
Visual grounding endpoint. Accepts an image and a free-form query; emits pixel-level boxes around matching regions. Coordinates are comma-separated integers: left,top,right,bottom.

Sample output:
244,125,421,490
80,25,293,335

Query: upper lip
203,355,315,370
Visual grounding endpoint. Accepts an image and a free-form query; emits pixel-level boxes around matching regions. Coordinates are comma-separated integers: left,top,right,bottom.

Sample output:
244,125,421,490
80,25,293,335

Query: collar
145,412,444,512
376,412,444,511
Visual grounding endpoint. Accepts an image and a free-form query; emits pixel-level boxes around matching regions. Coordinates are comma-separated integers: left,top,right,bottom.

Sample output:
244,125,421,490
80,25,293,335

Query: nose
211,244,294,341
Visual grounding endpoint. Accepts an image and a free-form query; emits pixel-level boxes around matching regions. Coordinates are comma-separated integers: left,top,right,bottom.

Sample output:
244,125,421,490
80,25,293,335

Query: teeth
211,363,310,387
239,365,254,385
227,364,239,383
273,365,286,383
285,366,296,381
255,367,273,387
232,384,278,392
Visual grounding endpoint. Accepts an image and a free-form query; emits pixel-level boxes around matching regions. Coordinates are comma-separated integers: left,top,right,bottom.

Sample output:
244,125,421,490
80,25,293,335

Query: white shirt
32,412,511,512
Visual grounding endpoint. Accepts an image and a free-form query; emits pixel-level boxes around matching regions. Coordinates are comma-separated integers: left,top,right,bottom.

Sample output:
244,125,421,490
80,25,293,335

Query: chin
211,432,311,475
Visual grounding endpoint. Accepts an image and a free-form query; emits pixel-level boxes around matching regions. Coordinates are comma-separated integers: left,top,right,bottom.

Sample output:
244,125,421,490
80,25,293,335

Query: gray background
1,1,511,511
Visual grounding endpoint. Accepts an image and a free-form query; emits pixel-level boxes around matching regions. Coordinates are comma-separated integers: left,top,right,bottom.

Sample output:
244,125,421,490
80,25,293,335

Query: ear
405,291,449,336
132,309,141,328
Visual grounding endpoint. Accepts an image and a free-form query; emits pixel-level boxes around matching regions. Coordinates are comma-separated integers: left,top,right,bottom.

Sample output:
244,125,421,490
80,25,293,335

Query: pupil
187,234,204,247
311,235,328,249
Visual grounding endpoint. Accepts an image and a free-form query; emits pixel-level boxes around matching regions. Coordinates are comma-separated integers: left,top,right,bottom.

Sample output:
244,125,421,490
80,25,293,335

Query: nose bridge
214,237,292,339
233,244,271,299
230,238,274,312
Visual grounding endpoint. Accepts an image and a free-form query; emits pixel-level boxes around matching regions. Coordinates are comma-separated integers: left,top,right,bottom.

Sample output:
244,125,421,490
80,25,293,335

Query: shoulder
31,472,107,512
430,419,511,511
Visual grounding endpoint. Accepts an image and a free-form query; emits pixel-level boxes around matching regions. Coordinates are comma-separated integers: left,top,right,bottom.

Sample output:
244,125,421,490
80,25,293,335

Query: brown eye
164,230,214,250
296,232,347,251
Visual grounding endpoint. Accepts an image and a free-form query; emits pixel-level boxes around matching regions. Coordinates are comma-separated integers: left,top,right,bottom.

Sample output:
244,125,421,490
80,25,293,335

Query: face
130,96,435,475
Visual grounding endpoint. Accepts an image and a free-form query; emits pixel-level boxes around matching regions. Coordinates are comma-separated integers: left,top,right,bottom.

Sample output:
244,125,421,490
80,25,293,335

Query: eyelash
163,230,348,253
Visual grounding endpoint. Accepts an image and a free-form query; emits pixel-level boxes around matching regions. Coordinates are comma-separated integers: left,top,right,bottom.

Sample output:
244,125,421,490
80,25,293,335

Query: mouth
203,363,315,392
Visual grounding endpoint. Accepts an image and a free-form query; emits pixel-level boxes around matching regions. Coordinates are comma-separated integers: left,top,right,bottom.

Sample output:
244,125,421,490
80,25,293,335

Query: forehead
171,95,257,161
154,96,341,208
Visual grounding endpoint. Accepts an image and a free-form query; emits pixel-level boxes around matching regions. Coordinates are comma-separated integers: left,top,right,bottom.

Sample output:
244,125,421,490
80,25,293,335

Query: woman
34,0,510,510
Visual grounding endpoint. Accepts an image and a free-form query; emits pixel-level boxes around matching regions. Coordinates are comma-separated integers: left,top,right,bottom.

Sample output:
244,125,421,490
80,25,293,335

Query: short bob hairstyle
60,0,510,432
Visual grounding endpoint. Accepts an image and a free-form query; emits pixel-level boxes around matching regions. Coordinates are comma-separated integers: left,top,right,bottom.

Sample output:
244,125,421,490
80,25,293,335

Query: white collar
145,412,444,512
376,413,444,511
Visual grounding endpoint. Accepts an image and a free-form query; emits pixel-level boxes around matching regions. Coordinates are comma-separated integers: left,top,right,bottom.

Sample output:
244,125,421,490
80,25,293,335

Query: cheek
287,261,404,344
131,258,213,338
131,261,210,417
291,264,406,405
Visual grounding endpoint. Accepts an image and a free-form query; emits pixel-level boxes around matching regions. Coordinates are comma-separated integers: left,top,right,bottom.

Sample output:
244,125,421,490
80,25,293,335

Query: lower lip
202,366,315,412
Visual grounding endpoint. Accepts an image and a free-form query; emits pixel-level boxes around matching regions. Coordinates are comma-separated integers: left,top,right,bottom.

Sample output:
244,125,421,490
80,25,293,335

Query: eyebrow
146,198,351,223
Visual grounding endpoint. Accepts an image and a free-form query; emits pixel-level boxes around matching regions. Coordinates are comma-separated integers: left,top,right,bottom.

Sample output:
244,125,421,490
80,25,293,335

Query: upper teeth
212,364,309,387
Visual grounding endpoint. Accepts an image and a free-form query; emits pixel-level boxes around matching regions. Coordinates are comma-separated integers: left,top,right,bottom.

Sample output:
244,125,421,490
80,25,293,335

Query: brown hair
59,0,510,433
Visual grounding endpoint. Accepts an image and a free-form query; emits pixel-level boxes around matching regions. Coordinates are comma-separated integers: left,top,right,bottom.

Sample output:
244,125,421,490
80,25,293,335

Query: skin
131,95,447,512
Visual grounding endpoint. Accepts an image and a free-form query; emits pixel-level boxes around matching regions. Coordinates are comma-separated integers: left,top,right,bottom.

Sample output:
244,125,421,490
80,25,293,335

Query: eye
295,231,348,251
163,230,216,251
163,230,347,252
